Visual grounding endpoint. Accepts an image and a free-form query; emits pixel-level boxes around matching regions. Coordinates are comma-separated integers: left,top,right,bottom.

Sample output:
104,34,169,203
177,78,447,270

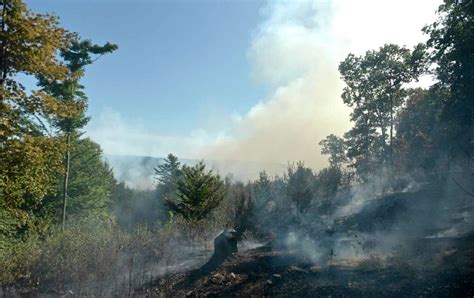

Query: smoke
87,0,441,180
87,109,230,159
247,159,474,269
207,0,441,171
334,168,419,218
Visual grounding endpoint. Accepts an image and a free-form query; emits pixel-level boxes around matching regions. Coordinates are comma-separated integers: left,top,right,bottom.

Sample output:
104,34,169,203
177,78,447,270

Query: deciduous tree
339,44,424,176
0,0,72,240
423,0,473,178
319,134,347,168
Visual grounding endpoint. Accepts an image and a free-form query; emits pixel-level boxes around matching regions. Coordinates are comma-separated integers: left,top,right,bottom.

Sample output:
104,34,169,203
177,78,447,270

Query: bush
0,218,127,294
32,219,127,293
0,214,223,295
0,238,40,288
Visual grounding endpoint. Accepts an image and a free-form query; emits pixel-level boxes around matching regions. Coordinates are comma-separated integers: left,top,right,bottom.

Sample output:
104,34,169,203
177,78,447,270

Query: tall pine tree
37,39,117,228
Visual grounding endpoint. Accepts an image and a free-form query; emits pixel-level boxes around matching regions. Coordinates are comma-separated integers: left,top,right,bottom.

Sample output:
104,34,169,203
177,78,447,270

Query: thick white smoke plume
88,0,441,181
208,0,440,172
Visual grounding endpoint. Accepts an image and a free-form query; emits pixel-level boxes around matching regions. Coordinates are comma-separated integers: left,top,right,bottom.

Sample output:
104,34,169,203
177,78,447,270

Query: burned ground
140,235,474,297
139,183,474,297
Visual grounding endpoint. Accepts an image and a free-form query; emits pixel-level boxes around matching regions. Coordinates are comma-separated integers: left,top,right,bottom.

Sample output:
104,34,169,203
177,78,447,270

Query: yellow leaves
0,1,104,240
0,135,64,208
40,91,85,121
2,0,70,80
41,92,59,113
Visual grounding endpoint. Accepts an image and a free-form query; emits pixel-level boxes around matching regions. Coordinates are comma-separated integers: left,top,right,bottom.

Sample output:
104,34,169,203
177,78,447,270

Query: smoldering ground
141,171,474,297
262,170,474,271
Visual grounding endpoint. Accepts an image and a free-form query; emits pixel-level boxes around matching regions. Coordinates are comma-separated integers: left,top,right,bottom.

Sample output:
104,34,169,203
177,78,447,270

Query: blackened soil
139,235,474,297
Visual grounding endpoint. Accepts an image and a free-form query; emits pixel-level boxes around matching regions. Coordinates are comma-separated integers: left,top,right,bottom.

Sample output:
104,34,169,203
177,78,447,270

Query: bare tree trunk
0,1,7,88
62,133,71,230
356,102,371,181
390,96,394,169
0,2,7,149
381,125,387,165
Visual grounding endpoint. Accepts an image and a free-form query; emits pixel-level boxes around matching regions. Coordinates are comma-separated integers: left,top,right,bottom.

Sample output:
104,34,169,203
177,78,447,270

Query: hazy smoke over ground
87,0,441,179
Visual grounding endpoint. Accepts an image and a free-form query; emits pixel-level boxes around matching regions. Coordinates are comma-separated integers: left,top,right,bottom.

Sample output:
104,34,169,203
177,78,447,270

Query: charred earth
141,236,474,297
141,183,474,297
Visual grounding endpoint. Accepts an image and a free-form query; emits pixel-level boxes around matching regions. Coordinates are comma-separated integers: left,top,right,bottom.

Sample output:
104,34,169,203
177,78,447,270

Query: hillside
140,184,474,296
104,154,286,189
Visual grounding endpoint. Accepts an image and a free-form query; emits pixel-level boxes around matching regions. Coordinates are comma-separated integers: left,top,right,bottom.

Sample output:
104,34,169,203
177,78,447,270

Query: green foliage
0,1,117,240
396,88,448,179
0,0,71,141
36,36,117,229
317,166,345,199
252,171,272,211
37,39,118,133
0,236,40,287
229,182,254,235
0,136,64,242
251,173,289,221
0,1,69,81
155,154,182,188
0,218,127,291
166,161,225,222
286,162,314,214
217,181,254,236
109,153,182,229
319,134,347,168
155,153,182,206
343,117,380,182
2,0,473,293
339,44,424,177
0,0,72,240
332,0,472,189
43,136,116,221
66,137,115,218
423,0,473,164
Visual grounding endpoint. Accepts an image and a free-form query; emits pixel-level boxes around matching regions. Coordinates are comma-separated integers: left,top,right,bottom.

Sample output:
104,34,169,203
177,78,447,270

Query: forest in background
0,0,472,295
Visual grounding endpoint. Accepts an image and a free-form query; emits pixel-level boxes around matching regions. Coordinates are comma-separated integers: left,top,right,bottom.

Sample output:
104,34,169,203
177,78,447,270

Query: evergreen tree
34,135,116,231
253,171,272,212
286,162,314,215
44,136,116,220
37,38,117,229
154,153,182,199
165,161,224,222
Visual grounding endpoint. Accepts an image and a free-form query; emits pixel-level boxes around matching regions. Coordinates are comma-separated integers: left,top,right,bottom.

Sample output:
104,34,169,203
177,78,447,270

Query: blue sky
27,0,266,135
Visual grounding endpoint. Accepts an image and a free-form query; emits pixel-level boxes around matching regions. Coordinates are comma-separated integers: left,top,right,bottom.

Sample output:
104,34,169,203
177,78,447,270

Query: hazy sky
26,0,442,173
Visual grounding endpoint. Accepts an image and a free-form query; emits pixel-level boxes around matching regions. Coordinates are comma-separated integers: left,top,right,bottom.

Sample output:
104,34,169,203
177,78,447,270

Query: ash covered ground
139,182,474,297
